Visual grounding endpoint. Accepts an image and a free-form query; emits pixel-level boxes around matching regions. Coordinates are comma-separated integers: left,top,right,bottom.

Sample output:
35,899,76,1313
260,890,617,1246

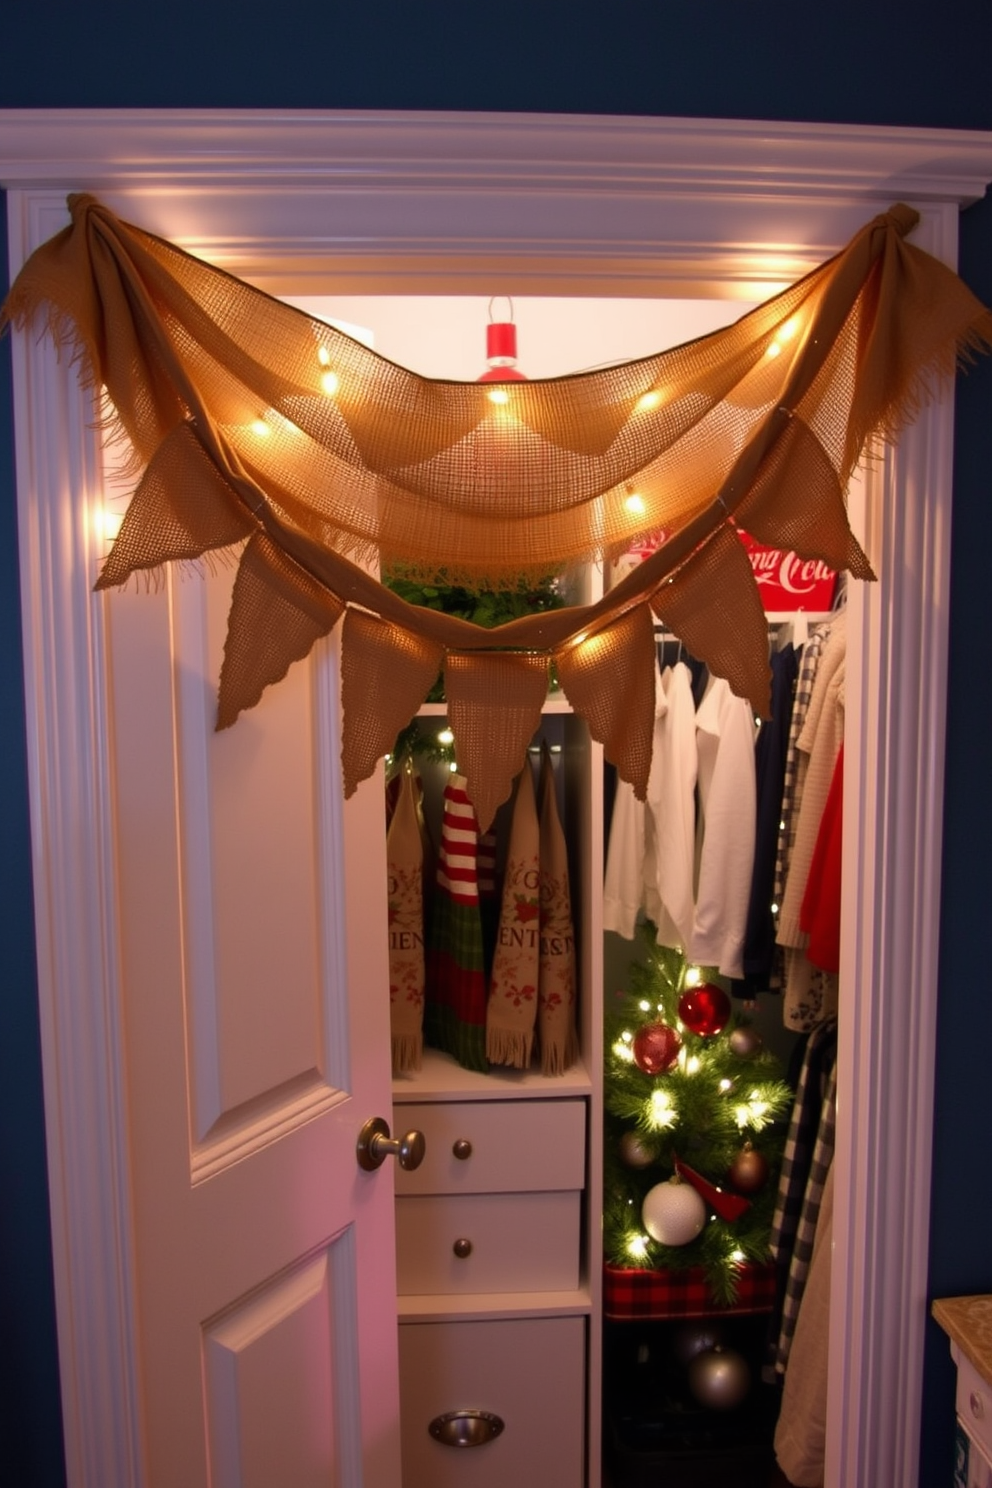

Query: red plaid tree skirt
603,1261,777,1320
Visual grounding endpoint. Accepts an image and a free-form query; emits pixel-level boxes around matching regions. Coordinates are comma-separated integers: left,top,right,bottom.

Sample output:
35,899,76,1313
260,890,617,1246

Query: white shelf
397,1285,593,1323
393,1046,593,1103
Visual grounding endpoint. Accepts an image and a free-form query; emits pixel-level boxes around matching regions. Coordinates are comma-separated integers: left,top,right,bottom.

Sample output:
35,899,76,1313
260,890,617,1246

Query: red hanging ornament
632,1021,682,1075
678,983,731,1038
673,1154,751,1222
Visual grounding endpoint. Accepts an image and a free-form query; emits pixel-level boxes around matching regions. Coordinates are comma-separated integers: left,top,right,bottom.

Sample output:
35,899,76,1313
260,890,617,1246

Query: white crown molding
3,109,992,296
3,110,991,1488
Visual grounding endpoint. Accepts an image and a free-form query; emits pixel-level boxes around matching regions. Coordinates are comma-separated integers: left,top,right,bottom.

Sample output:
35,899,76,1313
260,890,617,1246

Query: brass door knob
452,1237,473,1258
356,1116,426,1172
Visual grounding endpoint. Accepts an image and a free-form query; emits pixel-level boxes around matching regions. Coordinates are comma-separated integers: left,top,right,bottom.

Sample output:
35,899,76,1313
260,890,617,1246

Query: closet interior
305,292,846,1487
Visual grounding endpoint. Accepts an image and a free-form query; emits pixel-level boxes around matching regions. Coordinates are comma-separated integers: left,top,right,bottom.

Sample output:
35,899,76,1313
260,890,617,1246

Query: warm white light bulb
250,417,271,438
487,387,510,406
613,1040,635,1063
98,508,123,541
624,493,647,516
684,966,701,987
766,340,783,359
437,728,454,746
635,390,663,413
320,370,340,396
638,999,651,1012
317,346,331,366
627,1234,648,1260
686,1055,700,1075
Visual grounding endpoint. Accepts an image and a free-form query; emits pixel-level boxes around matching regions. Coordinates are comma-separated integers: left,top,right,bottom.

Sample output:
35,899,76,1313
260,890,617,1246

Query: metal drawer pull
452,1237,473,1258
452,1138,473,1160
971,1389,986,1420
355,1116,426,1172
429,1410,505,1448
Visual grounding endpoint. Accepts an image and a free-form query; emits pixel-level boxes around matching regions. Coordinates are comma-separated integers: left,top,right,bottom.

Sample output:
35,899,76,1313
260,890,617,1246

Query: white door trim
4,109,992,1488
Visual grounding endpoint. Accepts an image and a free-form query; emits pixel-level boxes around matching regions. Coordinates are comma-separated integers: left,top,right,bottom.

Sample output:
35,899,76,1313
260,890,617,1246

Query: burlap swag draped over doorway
3,196,991,830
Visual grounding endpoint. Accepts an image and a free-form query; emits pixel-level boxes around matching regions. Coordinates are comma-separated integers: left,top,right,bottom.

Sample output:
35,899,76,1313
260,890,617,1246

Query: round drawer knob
452,1139,473,1160
452,1237,473,1259
971,1389,986,1420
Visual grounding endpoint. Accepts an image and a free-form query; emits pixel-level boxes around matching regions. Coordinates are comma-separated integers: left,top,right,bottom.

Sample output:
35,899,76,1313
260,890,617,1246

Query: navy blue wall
2,5,991,1484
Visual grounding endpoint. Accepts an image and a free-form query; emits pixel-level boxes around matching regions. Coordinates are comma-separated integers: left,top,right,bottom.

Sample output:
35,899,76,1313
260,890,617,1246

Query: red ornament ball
678,983,732,1038
632,1021,682,1074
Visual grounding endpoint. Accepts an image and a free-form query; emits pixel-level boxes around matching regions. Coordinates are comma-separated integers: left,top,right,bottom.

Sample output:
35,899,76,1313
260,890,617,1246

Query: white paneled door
103,554,401,1487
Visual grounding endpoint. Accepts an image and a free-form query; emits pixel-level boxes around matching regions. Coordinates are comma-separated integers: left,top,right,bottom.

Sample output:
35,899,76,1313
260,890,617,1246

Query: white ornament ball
687,1345,751,1410
641,1179,707,1246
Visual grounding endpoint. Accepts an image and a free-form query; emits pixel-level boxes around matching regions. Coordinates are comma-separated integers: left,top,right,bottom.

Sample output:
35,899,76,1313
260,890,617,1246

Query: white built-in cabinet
391,691,604,1487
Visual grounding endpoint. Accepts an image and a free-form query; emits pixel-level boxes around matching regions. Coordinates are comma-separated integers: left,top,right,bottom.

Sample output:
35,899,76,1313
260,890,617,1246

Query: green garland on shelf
383,569,565,705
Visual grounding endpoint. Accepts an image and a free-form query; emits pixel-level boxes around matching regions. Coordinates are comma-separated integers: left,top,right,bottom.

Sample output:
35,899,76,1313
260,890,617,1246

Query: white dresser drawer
396,1190,581,1295
399,1316,585,1488
959,1351,992,1466
393,1098,586,1196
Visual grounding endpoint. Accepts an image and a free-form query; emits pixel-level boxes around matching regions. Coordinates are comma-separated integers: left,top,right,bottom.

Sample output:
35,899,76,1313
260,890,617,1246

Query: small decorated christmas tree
604,933,793,1305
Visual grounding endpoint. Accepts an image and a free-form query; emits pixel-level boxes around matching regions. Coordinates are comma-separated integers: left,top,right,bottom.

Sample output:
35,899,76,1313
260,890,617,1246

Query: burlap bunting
4,194,992,828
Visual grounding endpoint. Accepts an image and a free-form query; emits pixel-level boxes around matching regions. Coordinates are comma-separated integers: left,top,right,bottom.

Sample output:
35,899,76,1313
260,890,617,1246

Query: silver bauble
728,1025,763,1058
687,1345,751,1410
671,1320,727,1366
619,1131,656,1169
641,1178,707,1246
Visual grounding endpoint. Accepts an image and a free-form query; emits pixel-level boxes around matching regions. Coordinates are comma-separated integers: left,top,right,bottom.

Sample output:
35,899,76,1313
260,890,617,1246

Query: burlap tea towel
425,773,488,1072
538,743,579,1074
386,765,426,1074
487,759,541,1068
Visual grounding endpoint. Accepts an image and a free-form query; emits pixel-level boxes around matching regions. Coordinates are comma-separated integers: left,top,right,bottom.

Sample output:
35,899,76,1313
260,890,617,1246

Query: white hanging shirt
689,674,758,980
647,661,698,953
602,661,698,945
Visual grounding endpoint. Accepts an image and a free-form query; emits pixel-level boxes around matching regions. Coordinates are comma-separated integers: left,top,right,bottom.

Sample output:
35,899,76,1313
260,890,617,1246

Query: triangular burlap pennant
386,766,426,1075
340,609,445,798
538,743,579,1075
486,760,541,1068
444,651,549,833
649,524,772,719
425,774,488,1072
555,603,657,800
95,421,257,590
735,414,874,580
216,533,345,729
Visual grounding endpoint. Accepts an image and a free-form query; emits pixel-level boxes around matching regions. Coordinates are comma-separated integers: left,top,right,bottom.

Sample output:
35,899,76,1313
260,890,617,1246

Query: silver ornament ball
619,1131,656,1169
641,1179,707,1246
671,1320,727,1366
687,1345,751,1410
